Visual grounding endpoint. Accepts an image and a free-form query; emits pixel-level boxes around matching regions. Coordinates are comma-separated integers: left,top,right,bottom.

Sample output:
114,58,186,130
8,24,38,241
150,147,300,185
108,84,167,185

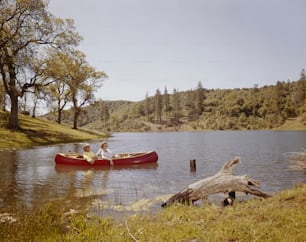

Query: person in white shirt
96,141,113,165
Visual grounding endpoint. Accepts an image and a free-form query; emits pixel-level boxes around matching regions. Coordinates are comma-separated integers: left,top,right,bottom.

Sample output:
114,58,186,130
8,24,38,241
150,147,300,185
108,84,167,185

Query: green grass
0,111,107,150
1,184,305,241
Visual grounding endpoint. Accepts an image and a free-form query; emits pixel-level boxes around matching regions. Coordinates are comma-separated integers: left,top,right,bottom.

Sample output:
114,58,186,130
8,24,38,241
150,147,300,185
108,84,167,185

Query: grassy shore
274,117,306,131
1,183,305,241
0,111,107,150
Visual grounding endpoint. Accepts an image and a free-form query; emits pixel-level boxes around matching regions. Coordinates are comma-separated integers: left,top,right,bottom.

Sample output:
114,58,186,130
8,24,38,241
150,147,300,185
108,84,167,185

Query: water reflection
0,131,305,215
54,163,158,173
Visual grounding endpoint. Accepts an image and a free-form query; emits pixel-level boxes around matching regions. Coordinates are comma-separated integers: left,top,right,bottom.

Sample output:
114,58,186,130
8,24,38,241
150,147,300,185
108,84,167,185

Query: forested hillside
43,79,306,132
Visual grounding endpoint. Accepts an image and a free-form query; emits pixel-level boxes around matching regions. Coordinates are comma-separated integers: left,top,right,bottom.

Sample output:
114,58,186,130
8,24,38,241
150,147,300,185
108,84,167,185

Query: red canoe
55,150,158,166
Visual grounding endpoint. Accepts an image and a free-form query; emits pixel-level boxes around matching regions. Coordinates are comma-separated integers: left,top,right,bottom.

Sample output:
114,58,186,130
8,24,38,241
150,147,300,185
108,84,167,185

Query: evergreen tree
295,69,306,112
163,86,170,120
300,68,305,80
154,89,162,123
145,92,150,121
195,81,205,116
274,81,286,117
101,101,110,128
171,88,181,125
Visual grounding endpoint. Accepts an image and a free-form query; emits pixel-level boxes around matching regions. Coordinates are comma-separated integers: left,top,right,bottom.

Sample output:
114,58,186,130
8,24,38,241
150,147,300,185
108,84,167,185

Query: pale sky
48,0,306,101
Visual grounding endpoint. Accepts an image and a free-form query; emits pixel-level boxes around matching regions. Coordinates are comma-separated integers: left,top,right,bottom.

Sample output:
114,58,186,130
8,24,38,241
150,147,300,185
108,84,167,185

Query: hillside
43,80,306,132
0,110,107,150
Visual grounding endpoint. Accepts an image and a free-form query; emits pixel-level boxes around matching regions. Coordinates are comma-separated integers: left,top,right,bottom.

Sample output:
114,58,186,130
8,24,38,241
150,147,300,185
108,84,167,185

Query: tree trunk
32,99,36,118
162,157,270,207
8,93,20,130
73,107,80,129
57,106,62,124
1,62,20,130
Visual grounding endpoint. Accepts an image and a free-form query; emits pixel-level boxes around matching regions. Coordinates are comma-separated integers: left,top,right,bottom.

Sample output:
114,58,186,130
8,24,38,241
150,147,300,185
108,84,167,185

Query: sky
48,0,306,102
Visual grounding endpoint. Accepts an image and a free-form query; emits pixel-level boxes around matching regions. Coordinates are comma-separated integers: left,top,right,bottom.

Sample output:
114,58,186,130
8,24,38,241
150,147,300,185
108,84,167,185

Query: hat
83,143,90,148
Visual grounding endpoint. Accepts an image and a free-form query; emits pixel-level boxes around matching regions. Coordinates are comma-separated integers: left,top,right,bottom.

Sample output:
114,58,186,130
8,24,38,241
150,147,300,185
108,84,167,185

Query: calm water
0,131,305,215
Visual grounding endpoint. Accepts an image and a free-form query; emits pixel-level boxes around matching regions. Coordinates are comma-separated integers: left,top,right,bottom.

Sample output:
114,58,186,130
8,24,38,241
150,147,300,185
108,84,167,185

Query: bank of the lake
0,111,107,151
1,110,305,151
273,116,306,131
1,183,305,241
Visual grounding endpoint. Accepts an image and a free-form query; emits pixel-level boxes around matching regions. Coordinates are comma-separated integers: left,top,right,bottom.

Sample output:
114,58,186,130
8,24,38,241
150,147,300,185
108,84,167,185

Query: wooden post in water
190,159,196,171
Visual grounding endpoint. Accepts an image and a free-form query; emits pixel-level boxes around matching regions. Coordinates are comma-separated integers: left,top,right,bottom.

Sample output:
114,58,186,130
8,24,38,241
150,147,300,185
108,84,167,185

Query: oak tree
0,0,81,129
63,50,107,129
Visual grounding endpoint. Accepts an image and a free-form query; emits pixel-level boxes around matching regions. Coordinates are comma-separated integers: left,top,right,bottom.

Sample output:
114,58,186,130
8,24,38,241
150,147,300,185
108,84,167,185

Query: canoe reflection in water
54,162,158,173
54,160,160,213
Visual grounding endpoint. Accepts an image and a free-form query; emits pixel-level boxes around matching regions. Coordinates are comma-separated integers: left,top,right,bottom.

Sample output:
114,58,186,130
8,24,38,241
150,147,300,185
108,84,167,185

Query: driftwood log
162,157,270,207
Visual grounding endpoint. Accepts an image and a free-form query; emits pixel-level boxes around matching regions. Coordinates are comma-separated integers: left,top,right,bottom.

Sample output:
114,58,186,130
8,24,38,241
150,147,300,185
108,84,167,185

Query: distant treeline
44,76,306,132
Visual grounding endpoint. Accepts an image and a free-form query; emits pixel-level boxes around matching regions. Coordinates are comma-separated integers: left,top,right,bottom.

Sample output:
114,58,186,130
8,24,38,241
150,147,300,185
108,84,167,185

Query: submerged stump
162,157,270,207
190,159,196,171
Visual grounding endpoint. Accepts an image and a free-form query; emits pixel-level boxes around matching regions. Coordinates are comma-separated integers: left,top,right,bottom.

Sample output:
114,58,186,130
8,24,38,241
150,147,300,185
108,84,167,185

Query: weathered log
162,157,270,207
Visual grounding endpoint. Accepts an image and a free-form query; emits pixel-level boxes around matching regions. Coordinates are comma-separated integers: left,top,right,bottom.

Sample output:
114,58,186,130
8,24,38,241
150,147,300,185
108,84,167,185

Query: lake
0,131,305,215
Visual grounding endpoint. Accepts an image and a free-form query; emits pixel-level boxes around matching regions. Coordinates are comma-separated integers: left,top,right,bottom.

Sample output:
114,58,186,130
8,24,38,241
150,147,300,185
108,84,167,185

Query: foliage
50,49,107,129
1,184,305,241
45,80,306,132
0,0,82,129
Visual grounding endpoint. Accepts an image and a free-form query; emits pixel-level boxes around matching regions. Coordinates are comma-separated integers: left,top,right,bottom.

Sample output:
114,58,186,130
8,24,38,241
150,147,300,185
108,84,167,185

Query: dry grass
274,117,306,131
1,184,305,241
0,111,106,150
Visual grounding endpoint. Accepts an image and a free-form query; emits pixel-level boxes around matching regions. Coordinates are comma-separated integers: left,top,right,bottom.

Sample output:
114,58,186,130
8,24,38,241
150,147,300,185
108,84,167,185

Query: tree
154,88,162,123
0,0,81,129
66,50,107,129
300,68,306,80
145,92,150,121
163,86,170,120
31,85,46,117
101,101,110,128
43,50,74,124
274,81,287,118
42,48,107,128
171,88,181,125
195,81,205,116
295,71,306,112
0,81,6,111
